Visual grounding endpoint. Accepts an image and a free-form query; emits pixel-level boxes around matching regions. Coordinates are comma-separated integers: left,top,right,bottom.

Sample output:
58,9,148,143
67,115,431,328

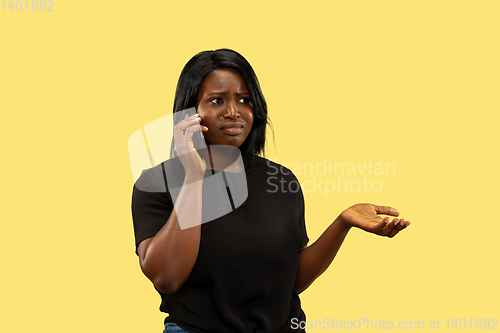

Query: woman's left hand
339,204,410,238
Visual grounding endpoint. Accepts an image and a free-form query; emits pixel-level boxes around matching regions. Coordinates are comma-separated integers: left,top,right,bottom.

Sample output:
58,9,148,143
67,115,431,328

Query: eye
238,98,252,105
209,98,223,104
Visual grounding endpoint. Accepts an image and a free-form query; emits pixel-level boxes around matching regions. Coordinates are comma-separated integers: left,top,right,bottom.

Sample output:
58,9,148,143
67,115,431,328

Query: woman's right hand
173,113,209,180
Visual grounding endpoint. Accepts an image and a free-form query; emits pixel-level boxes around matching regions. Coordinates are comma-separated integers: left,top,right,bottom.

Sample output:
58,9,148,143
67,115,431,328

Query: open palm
339,203,410,238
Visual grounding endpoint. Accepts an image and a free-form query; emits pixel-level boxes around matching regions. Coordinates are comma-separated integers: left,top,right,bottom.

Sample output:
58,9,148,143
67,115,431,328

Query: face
196,68,254,147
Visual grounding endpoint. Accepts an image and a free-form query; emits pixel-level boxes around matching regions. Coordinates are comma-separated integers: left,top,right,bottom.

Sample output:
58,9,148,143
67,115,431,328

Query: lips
221,122,244,129
220,122,244,135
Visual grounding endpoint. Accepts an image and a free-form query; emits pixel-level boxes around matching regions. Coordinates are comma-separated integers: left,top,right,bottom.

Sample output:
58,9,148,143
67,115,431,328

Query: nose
223,102,240,119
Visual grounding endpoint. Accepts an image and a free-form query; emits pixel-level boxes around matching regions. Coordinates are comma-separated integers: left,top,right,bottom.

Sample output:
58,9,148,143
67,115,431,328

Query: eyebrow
208,92,250,96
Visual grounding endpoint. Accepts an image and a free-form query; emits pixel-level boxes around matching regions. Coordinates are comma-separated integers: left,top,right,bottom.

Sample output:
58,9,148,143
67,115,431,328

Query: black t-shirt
132,155,309,333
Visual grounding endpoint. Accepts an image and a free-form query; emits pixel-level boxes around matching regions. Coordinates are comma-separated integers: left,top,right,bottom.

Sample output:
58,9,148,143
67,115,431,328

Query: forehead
199,68,248,92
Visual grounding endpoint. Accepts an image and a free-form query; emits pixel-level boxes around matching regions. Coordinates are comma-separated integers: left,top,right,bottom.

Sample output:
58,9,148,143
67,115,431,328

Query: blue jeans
163,322,189,333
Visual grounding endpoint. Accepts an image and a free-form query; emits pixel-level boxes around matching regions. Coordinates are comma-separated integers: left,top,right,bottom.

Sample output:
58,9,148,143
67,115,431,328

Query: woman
132,49,410,333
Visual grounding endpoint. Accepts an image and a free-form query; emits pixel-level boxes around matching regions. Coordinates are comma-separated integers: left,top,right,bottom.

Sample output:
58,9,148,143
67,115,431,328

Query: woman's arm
294,204,410,293
137,113,208,294
137,175,203,294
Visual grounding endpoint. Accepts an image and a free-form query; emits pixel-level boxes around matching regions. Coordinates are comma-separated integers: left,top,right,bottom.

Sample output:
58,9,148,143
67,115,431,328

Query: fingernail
394,219,399,226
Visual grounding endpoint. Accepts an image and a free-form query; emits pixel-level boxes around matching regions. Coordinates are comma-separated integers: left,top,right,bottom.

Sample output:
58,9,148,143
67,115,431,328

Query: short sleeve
131,167,174,256
295,177,309,249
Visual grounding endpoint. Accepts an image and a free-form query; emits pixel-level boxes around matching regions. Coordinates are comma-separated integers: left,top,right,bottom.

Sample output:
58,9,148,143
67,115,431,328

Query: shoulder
134,157,183,193
253,156,297,177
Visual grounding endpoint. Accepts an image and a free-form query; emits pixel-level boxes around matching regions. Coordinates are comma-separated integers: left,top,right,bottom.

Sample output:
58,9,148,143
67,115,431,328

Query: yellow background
1,0,498,332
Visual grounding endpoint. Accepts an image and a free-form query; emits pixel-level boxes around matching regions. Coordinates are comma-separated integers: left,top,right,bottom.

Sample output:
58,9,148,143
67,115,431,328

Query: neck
198,145,244,173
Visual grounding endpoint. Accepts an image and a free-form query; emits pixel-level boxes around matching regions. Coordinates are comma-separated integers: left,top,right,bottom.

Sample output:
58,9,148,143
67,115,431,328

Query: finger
175,114,201,132
175,115,202,131
388,219,410,237
179,125,201,150
387,219,404,237
373,205,400,217
379,218,398,236
174,116,202,143
184,123,203,140
174,115,199,135
396,219,410,228
368,216,389,233
388,229,400,238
